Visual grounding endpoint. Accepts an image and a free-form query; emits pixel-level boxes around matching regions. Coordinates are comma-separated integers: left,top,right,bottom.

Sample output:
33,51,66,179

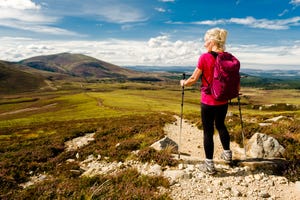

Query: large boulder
246,133,285,158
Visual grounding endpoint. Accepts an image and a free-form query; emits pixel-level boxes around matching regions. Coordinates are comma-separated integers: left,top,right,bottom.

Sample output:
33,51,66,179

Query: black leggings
201,103,230,159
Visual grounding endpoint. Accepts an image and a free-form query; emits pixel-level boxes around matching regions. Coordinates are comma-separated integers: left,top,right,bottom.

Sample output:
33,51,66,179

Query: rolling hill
18,53,143,79
0,53,163,94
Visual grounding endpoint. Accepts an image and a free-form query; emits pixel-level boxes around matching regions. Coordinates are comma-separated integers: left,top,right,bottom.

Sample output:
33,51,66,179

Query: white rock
265,116,285,122
65,133,95,151
163,169,186,185
246,132,285,158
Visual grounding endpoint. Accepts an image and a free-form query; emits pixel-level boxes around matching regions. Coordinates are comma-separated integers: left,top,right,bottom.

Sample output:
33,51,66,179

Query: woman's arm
180,68,202,87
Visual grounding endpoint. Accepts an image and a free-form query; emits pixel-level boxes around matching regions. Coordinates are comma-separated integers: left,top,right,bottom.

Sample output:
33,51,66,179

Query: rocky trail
163,116,299,199
22,116,299,199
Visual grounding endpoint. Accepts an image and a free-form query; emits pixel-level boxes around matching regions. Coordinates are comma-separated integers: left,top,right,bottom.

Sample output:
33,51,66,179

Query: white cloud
0,0,81,36
0,9,56,23
0,0,52,23
290,0,300,6
155,7,166,12
278,9,289,17
192,19,226,26
0,0,40,10
230,16,300,30
94,4,147,23
0,36,299,70
99,6,146,23
170,16,300,30
158,0,175,2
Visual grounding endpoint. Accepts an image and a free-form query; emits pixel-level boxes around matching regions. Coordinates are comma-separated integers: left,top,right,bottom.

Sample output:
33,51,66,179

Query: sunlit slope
0,88,200,128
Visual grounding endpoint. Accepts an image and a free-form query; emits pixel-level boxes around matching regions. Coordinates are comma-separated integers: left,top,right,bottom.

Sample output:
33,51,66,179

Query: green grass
1,83,299,136
0,86,201,129
241,88,300,105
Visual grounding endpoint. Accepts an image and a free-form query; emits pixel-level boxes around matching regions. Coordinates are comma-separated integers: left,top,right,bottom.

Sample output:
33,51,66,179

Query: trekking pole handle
182,73,186,88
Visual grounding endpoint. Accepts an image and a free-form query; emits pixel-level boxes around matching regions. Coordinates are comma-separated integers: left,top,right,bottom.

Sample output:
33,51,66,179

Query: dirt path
164,116,245,161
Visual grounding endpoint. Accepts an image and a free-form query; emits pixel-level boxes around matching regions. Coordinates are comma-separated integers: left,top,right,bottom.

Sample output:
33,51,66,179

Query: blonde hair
205,28,227,51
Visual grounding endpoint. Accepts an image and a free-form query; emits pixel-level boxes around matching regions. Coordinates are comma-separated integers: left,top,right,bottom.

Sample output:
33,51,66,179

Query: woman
180,27,232,174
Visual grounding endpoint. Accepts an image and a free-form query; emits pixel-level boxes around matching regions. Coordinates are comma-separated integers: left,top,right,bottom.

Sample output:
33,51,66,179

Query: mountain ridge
0,53,152,94
18,52,142,79
1,52,300,94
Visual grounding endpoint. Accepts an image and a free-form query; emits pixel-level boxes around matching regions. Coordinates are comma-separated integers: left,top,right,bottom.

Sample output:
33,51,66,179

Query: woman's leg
201,103,215,159
215,104,230,150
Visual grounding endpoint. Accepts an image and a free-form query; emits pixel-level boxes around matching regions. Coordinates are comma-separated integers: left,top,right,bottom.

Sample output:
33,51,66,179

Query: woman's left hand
180,80,185,87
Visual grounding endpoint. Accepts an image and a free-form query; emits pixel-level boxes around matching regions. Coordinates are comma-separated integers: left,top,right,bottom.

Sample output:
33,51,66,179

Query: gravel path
21,116,300,199
164,116,245,161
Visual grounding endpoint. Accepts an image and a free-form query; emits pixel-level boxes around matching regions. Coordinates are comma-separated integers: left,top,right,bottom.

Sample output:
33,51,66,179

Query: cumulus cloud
0,36,299,70
0,0,53,23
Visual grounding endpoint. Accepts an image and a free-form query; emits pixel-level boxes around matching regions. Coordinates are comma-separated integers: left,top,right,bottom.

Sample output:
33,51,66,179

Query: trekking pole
237,94,247,159
178,73,185,159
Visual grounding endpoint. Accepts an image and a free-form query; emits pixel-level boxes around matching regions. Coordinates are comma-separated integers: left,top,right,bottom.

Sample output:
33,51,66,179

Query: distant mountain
125,66,300,89
19,53,142,79
240,68,300,79
0,61,46,94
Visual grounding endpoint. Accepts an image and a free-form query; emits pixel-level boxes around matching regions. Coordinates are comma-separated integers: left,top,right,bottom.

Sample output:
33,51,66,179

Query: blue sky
0,0,300,69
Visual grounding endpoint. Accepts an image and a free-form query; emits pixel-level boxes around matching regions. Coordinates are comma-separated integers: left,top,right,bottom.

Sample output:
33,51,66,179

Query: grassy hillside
19,53,144,79
0,61,46,94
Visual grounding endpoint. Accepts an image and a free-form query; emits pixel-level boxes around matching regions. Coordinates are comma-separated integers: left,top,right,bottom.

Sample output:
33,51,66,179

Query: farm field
0,81,299,199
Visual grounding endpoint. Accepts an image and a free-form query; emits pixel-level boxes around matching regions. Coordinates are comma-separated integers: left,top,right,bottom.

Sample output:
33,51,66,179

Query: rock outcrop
246,132,285,158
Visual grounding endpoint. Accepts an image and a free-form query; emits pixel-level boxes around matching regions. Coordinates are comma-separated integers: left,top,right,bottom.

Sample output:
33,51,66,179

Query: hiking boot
200,159,216,175
221,150,232,163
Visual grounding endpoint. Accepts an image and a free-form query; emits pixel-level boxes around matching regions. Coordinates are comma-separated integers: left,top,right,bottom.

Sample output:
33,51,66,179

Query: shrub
88,168,170,200
0,113,174,198
13,168,171,200
137,147,178,167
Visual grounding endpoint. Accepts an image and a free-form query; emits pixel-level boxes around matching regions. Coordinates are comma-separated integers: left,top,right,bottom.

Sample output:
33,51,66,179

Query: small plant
137,147,178,167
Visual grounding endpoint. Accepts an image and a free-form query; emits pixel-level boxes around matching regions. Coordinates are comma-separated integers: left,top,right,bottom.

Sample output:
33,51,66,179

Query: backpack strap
201,51,218,85
209,51,218,59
